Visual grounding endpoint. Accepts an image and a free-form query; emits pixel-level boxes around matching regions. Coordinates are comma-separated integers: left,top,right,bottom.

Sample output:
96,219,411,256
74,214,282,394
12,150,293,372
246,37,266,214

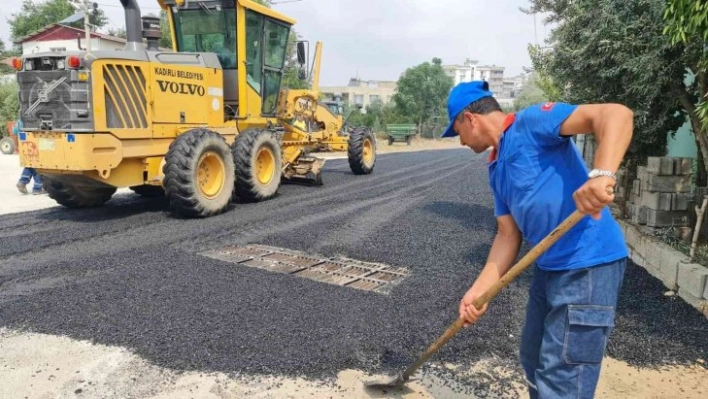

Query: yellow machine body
14,0,376,216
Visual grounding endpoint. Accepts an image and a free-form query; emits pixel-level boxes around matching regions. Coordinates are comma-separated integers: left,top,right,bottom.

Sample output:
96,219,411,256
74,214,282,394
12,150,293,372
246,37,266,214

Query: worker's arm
459,214,522,326
560,103,634,219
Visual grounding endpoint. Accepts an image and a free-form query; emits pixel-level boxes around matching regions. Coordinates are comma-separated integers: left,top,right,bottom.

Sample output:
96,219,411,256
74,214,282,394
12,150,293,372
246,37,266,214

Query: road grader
10,0,376,217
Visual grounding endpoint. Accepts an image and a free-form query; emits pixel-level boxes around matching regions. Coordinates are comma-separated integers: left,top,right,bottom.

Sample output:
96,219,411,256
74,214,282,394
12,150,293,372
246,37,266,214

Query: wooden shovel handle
398,209,586,382
472,209,585,309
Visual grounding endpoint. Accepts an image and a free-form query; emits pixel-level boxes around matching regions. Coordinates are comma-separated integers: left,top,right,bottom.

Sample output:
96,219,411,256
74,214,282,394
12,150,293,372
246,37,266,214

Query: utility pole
68,0,98,57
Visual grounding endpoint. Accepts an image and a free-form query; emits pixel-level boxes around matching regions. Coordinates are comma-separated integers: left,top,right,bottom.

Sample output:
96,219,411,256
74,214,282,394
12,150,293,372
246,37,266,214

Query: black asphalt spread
1,148,705,397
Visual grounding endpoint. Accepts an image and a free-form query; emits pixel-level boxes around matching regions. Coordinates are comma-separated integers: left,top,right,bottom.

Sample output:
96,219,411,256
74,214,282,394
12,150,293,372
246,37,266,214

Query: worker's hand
459,286,489,327
573,176,616,220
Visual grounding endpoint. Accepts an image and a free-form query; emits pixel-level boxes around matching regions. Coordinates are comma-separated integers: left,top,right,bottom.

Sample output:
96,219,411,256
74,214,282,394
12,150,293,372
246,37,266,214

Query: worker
293,113,307,131
13,119,45,195
441,80,632,399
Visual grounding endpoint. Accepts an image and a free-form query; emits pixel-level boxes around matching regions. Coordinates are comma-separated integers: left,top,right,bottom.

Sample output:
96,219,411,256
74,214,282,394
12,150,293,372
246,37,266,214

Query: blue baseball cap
441,80,493,138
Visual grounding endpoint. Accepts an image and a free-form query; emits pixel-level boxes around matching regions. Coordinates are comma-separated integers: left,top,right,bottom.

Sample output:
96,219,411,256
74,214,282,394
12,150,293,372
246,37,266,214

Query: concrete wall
22,39,124,54
619,219,708,318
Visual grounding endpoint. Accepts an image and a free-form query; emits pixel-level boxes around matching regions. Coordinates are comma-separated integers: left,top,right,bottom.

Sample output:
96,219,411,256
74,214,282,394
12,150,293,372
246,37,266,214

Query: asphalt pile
0,148,705,397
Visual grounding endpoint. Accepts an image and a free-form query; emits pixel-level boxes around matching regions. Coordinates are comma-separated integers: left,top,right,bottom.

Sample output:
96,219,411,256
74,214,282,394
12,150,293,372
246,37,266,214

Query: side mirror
297,42,306,65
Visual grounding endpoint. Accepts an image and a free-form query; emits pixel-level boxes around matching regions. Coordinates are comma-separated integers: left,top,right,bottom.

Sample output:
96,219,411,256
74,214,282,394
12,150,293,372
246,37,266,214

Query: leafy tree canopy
392,57,453,130
523,0,702,169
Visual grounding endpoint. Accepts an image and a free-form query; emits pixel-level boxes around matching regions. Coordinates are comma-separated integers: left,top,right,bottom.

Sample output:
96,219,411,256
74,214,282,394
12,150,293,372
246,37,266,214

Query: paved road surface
0,149,705,397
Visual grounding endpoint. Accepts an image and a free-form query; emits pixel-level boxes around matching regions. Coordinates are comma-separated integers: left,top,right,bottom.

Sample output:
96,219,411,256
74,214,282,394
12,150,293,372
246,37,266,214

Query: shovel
365,209,586,391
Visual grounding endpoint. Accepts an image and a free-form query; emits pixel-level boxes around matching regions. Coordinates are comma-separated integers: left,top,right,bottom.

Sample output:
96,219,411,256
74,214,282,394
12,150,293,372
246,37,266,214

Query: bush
0,80,19,127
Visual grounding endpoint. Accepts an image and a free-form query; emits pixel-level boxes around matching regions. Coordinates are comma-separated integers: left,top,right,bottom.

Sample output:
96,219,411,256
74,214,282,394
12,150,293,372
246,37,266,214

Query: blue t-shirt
488,102,628,271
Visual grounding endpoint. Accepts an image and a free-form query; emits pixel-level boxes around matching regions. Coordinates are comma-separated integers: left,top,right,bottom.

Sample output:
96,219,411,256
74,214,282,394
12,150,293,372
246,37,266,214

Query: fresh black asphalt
0,148,705,397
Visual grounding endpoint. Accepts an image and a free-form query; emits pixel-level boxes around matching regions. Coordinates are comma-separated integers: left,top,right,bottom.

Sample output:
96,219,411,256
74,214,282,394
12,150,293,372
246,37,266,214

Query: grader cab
11,0,376,217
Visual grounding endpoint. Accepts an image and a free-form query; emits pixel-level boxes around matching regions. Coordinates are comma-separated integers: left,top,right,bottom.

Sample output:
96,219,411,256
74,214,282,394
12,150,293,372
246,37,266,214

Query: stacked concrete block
677,263,708,314
627,157,693,228
678,263,708,298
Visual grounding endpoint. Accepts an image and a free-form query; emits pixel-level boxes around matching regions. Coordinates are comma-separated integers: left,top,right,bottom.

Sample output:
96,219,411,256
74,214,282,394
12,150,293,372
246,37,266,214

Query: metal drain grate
199,245,409,293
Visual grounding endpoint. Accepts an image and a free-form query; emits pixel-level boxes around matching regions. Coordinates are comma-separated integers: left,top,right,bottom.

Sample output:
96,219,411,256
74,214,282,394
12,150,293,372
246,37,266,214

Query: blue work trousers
19,167,43,192
520,257,626,399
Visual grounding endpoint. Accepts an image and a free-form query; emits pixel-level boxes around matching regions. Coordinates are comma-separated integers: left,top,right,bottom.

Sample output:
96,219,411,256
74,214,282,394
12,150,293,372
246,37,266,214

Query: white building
320,78,397,109
443,58,505,95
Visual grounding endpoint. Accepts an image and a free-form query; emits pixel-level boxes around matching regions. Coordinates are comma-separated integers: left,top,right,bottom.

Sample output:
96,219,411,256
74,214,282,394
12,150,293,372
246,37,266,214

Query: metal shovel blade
363,375,408,390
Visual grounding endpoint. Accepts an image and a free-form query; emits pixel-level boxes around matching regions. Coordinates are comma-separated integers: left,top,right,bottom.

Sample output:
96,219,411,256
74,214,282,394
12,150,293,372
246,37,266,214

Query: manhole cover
199,245,409,293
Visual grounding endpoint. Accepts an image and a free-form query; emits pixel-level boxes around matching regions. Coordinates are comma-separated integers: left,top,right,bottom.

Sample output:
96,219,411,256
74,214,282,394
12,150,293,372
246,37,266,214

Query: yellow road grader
11,0,376,217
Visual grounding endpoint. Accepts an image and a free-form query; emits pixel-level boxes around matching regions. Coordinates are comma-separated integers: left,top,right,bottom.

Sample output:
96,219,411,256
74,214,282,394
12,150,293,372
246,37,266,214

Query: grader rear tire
130,185,165,198
44,178,116,208
348,127,376,175
232,128,282,202
163,128,235,218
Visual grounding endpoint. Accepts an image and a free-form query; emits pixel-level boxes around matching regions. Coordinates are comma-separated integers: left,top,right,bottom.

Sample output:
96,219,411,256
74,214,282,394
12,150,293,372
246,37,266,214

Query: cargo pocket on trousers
562,305,615,365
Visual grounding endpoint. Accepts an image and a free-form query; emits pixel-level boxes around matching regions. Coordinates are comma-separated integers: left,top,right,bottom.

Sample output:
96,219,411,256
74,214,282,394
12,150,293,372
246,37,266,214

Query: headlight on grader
11,58,22,71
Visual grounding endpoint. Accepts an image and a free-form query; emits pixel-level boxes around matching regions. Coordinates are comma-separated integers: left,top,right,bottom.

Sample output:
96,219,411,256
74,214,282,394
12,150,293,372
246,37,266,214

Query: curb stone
618,219,708,318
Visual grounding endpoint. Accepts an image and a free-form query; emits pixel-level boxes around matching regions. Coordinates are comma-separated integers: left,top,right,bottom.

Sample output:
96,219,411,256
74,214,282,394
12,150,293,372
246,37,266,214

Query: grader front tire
348,127,376,175
232,129,282,202
163,128,235,218
43,178,116,208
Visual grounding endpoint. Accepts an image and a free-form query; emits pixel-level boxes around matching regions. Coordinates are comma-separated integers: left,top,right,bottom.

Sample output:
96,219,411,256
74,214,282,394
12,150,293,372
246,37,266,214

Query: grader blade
283,156,325,186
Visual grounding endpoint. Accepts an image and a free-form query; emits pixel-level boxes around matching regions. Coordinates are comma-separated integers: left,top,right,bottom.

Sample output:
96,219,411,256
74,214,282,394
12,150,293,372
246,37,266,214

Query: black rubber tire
388,137,393,145
43,177,116,208
406,135,413,145
348,127,376,175
231,128,282,202
163,128,235,218
0,137,15,155
130,185,165,198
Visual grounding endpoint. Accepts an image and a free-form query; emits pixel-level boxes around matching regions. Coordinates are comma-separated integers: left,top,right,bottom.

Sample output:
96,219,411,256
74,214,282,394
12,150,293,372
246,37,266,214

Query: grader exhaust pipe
119,0,143,52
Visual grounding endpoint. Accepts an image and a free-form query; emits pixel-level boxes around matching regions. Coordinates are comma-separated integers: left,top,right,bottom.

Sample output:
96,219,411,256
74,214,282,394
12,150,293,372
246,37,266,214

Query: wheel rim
196,151,225,199
256,146,276,185
1,142,10,152
363,138,374,165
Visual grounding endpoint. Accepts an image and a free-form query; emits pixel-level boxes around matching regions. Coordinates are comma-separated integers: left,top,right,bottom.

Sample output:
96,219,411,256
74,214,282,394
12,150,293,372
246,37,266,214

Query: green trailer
385,124,417,145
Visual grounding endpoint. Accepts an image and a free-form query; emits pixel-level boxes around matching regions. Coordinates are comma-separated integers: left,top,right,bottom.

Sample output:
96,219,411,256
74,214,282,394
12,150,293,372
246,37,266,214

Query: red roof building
14,24,128,55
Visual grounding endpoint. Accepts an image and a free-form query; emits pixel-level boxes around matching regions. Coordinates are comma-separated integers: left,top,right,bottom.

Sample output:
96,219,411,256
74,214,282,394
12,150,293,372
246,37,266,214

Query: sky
0,0,552,86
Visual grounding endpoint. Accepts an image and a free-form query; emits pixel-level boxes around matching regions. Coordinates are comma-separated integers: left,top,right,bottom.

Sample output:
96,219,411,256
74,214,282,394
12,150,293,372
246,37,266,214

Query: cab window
245,10,264,93
173,6,237,69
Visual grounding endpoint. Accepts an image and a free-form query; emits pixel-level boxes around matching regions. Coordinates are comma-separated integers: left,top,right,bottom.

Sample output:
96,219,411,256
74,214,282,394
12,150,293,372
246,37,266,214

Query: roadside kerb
618,219,708,318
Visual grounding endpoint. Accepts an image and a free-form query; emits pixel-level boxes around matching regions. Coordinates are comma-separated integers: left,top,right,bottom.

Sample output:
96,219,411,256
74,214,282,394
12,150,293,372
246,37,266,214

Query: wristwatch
588,169,616,180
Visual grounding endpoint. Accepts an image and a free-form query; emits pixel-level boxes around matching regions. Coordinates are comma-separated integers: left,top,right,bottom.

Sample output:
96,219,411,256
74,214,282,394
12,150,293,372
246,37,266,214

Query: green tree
158,10,173,49
522,0,698,173
513,72,552,111
526,45,562,102
663,0,708,43
0,81,20,123
281,28,309,90
9,0,108,41
392,57,454,133
0,39,16,74
107,28,126,39
664,0,708,176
